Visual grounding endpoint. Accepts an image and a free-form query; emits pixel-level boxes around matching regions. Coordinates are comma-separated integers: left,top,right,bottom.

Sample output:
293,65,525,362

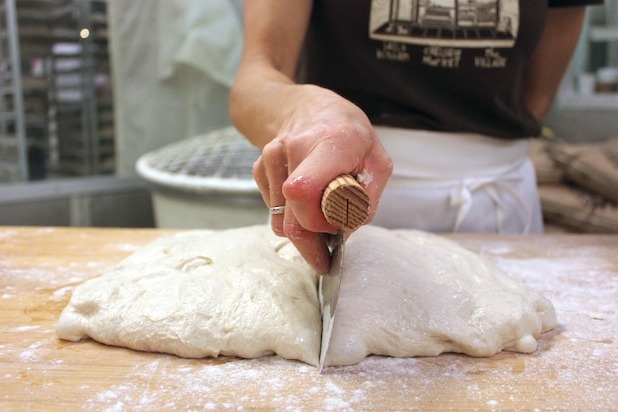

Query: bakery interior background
0,0,616,232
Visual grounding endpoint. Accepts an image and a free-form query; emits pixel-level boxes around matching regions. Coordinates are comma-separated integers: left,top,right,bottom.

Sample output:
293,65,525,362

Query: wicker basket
540,185,618,234
547,138,618,204
529,138,564,185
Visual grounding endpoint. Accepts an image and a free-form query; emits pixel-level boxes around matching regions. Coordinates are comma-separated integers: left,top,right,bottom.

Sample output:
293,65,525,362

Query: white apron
371,127,543,234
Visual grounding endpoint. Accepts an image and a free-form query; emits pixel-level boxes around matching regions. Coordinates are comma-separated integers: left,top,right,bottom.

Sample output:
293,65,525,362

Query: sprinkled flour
1,229,615,410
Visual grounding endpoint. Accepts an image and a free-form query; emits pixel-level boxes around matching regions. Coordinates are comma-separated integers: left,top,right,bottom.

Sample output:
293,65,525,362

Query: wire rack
136,127,261,193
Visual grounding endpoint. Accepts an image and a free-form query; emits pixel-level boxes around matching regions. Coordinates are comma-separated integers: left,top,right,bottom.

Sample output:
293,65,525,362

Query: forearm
230,63,304,148
229,0,312,148
524,6,586,121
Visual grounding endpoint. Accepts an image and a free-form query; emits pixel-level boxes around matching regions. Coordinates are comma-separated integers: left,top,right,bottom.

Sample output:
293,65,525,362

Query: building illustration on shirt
370,0,519,48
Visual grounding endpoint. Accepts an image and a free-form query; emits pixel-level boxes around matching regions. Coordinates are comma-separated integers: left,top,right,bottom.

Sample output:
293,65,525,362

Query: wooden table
1,227,616,411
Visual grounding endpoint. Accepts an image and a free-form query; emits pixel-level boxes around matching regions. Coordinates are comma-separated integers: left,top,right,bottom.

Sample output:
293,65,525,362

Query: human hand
252,85,393,274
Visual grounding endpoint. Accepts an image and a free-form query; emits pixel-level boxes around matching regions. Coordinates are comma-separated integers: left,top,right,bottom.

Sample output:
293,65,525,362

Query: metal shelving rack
0,0,28,182
15,0,54,180
0,0,113,181
48,0,114,176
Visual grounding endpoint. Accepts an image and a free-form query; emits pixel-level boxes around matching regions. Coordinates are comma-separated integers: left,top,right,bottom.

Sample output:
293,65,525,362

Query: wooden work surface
1,226,616,411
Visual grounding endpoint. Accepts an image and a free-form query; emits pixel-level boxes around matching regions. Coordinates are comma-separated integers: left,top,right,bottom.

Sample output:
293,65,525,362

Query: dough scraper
319,174,370,371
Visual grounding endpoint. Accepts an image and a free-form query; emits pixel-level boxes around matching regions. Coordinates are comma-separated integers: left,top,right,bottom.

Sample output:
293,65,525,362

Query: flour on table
321,226,557,367
57,225,556,368
56,226,321,366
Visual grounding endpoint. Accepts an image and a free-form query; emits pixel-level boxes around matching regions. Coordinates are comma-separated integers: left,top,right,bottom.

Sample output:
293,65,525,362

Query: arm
230,1,392,274
523,6,587,121
230,1,313,146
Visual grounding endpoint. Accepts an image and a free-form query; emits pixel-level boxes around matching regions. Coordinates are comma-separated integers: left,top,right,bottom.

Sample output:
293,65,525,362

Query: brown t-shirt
301,0,603,139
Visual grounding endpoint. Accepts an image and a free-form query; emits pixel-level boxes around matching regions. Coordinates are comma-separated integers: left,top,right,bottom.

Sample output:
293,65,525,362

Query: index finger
283,210,331,274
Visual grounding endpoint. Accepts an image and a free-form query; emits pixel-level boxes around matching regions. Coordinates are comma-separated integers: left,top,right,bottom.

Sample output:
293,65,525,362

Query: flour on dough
321,225,557,367
57,225,557,369
56,226,321,366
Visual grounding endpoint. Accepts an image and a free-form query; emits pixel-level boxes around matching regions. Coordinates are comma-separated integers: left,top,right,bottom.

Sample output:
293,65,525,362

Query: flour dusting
2,231,616,410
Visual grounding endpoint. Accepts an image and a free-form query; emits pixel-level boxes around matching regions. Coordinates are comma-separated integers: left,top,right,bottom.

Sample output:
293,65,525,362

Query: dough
56,226,321,366
57,225,556,368
321,226,557,367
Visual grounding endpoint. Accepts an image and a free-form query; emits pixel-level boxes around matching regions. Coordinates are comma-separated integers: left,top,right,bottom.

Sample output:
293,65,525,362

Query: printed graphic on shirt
369,0,519,49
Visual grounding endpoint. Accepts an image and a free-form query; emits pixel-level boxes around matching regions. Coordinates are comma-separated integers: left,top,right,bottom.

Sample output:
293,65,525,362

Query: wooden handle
321,174,370,231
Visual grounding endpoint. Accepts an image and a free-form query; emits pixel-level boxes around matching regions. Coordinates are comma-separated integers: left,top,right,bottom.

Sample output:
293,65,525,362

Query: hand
253,85,393,274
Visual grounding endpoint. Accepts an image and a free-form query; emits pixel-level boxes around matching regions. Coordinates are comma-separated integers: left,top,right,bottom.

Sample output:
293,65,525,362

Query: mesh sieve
136,127,261,193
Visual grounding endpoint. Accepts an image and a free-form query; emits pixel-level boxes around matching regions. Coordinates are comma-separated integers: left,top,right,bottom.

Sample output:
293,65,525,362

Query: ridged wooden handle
321,174,370,231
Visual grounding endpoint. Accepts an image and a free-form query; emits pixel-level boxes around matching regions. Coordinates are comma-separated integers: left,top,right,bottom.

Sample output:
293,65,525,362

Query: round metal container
136,127,267,229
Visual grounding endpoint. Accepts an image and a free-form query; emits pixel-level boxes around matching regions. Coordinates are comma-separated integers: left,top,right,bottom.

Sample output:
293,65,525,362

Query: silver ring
269,205,286,215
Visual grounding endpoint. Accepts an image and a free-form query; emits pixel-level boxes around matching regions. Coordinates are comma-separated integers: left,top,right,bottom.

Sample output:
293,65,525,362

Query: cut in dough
322,226,557,367
56,226,321,366
57,225,557,368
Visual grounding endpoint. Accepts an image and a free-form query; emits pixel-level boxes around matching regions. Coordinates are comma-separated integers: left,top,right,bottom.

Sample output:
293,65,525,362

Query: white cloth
109,0,244,174
371,127,543,234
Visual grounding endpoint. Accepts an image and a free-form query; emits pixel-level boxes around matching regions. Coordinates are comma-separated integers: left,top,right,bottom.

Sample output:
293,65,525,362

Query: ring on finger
269,205,286,215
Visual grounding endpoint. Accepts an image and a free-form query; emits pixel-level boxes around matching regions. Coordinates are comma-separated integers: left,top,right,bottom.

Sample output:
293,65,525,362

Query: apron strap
449,175,532,234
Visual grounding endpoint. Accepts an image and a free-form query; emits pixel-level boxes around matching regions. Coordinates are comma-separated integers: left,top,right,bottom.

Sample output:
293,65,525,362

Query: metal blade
318,231,345,372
